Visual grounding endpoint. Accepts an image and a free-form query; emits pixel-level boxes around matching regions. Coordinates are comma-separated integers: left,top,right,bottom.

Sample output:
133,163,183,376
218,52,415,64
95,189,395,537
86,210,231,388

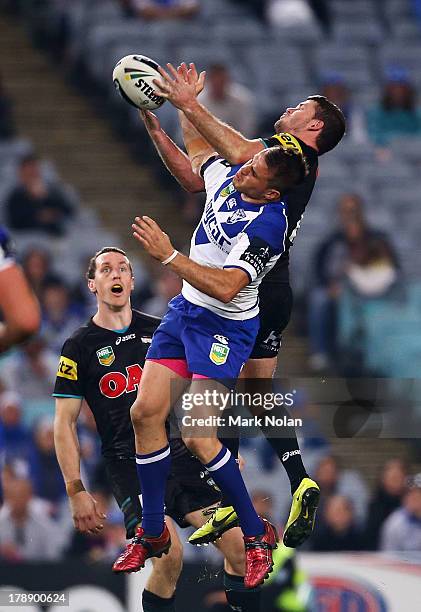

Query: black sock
260,410,308,495
240,378,308,496
224,572,261,612
142,590,176,611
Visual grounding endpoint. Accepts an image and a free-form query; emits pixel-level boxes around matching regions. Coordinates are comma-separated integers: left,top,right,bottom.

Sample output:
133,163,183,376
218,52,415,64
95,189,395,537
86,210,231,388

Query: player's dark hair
86,247,133,280
265,146,309,194
307,95,346,155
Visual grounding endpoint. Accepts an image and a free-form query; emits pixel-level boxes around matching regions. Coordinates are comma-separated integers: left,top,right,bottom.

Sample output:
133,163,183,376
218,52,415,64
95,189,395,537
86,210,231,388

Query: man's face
89,252,133,310
274,99,318,134
233,150,277,201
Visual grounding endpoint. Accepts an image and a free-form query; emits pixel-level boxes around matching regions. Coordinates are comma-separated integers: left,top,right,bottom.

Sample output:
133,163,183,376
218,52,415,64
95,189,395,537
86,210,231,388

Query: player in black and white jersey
53,247,258,612
141,62,345,550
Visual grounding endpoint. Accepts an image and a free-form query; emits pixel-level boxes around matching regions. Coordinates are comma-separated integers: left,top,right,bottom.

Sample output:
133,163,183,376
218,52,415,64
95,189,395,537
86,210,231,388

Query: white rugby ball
113,54,166,110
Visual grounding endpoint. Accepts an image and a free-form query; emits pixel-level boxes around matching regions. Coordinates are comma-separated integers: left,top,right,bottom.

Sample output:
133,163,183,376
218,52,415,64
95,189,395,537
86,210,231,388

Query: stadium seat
332,22,384,45
246,44,310,91
200,0,253,22
390,19,421,40
330,0,377,20
314,44,374,91
378,42,421,88
209,20,266,46
268,22,324,45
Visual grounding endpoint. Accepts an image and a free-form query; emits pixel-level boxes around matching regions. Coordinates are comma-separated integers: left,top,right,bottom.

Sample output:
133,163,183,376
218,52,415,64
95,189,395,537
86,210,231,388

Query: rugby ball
113,54,166,110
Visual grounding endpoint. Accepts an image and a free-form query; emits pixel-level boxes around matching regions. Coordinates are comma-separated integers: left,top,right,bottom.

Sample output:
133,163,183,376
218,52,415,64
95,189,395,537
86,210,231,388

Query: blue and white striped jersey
181,157,288,320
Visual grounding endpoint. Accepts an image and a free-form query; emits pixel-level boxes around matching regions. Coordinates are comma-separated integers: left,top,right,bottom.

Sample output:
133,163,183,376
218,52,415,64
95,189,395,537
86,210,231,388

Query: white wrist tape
161,250,179,266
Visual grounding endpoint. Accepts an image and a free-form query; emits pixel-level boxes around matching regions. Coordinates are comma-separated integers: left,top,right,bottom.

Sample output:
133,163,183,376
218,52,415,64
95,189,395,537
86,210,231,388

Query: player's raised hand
139,109,161,133
69,490,107,534
132,216,175,263
177,62,206,95
153,62,205,110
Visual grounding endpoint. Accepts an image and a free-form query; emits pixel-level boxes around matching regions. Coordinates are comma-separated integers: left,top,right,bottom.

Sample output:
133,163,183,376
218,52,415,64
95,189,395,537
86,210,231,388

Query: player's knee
130,397,162,427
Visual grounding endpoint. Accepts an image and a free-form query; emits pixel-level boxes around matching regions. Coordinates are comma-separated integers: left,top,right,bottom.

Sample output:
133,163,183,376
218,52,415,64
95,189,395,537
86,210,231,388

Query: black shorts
105,453,221,538
250,281,293,359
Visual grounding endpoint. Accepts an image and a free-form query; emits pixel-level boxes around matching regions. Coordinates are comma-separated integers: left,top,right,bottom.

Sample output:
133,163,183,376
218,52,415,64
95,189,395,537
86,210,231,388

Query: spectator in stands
0,72,15,140
320,72,367,144
29,417,66,507
0,392,30,463
308,193,399,371
364,458,408,550
265,0,330,32
0,335,57,408
314,454,368,526
22,247,58,300
381,473,421,552
367,68,421,147
41,279,85,354
311,494,362,551
142,268,182,317
199,63,257,138
345,231,399,299
127,0,199,20
0,473,61,560
5,154,74,236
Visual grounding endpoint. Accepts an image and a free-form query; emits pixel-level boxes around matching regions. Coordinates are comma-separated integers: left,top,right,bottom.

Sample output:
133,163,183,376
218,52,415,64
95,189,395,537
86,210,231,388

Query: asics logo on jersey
99,363,142,398
282,450,301,462
115,333,136,345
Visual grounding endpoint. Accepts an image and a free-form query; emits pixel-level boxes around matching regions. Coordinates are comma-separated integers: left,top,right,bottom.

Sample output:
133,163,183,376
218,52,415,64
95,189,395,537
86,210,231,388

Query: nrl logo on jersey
226,209,246,224
96,345,115,366
220,182,235,199
209,342,230,365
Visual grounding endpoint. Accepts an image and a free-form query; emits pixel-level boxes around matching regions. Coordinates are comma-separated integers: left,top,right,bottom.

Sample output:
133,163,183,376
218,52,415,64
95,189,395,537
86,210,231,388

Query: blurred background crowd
0,0,421,593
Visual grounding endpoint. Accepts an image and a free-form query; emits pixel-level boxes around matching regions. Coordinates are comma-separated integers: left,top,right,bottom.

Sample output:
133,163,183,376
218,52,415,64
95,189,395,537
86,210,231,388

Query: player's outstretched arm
54,398,106,534
140,110,205,192
179,110,216,176
154,63,264,165
0,263,40,354
132,216,249,302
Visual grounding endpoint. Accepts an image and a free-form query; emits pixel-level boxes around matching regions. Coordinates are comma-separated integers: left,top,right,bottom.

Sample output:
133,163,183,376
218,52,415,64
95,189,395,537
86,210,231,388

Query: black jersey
261,133,318,284
53,309,186,459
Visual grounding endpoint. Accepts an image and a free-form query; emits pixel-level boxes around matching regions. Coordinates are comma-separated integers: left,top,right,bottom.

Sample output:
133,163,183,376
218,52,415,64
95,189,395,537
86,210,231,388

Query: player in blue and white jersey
113,142,308,588
0,226,40,355
0,225,40,506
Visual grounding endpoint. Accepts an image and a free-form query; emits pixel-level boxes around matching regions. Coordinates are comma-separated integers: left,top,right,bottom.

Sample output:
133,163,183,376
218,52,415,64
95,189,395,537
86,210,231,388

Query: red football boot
112,524,171,573
244,518,278,589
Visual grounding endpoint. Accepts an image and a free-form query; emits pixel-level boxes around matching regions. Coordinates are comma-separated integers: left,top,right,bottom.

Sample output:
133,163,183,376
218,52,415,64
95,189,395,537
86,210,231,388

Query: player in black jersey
140,63,345,551
53,247,259,612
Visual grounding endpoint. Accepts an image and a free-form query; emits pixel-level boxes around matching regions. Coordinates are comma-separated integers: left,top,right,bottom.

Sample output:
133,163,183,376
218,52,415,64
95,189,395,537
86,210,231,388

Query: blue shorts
147,294,260,379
